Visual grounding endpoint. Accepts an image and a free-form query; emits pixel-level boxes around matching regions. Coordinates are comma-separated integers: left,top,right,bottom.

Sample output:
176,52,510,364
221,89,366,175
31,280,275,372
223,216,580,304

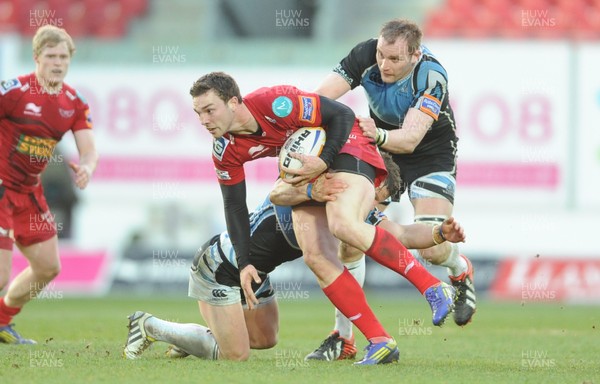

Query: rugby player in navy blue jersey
308,18,476,360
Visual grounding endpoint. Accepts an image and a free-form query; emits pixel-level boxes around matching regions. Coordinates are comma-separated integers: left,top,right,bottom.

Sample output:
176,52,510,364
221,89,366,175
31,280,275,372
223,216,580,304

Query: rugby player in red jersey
189,72,455,365
0,25,98,344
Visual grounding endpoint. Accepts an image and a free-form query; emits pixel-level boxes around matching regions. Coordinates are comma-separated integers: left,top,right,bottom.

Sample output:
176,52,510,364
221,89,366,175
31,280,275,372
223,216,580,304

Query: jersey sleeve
219,181,252,271
333,39,378,90
0,78,23,118
72,90,93,131
212,136,246,185
291,91,323,128
268,85,323,128
410,59,449,121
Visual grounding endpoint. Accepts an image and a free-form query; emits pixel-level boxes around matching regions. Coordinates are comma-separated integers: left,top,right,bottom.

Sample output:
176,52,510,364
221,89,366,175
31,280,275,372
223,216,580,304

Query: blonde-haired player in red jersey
0,25,98,344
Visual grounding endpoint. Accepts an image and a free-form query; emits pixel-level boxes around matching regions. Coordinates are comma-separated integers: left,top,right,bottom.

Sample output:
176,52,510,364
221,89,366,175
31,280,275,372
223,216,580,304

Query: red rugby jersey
212,85,322,185
0,73,92,193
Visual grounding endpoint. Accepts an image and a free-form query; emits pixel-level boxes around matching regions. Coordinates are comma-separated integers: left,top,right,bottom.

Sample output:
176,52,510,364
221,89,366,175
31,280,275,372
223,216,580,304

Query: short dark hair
381,151,401,198
379,19,422,55
189,71,243,103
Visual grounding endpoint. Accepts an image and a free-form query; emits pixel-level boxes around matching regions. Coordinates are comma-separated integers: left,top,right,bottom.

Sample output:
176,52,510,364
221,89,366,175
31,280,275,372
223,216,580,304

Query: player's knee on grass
248,331,278,350
220,346,250,361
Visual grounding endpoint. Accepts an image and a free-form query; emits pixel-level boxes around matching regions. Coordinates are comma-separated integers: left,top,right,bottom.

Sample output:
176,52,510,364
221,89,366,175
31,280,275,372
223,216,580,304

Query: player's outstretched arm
439,217,466,243
378,216,466,248
220,182,261,309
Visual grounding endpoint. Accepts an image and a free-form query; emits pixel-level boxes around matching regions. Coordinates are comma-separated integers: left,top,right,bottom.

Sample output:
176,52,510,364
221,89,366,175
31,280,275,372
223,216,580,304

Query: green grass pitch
1,294,598,384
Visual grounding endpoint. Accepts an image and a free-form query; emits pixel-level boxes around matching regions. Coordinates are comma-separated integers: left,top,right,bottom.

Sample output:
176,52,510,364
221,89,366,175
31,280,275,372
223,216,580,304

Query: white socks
334,258,366,339
144,316,219,360
439,243,468,277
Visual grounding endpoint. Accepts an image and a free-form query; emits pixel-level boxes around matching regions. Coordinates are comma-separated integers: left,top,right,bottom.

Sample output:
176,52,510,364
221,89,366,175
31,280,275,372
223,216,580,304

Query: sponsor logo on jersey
0,226,10,237
0,78,21,95
264,115,276,124
215,168,231,180
59,108,75,118
212,136,230,161
419,94,441,119
248,144,269,158
24,102,42,117
272,96,293,118
16,134,57,159
298,96,317,123
0,226,14,240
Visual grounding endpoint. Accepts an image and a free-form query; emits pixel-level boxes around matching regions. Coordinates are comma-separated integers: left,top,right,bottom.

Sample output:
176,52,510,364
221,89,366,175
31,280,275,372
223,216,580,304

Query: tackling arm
270,172,348,206
378,216,465,248
375,108,433,154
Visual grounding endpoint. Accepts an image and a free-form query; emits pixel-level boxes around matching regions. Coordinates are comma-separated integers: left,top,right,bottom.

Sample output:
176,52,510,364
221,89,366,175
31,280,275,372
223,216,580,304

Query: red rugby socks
0,297,21,326
366,226,439,294
322,268,389,340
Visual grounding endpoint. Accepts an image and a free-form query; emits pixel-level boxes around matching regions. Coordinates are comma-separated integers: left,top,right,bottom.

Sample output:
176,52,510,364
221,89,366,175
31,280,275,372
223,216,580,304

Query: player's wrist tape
432,225,446,245
306,183,313,200
375,128,388,146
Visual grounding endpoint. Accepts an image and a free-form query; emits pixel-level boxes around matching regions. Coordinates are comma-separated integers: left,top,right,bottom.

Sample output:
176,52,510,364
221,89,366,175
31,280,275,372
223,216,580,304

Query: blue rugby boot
425,282,456,326
354,339,399,365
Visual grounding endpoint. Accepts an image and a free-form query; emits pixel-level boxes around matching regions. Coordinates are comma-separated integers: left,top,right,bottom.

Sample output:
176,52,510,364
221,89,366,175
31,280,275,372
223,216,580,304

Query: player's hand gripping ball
278,127,326,180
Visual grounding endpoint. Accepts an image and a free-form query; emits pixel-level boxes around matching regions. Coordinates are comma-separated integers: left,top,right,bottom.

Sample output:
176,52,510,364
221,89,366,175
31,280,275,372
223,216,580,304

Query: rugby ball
279,127,326,180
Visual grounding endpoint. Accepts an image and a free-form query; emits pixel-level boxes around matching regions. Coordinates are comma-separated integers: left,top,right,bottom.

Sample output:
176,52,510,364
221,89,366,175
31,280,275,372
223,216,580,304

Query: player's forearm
220,182,252,270
78,150,99,174
379,221,442,249
270,173,346,205
378,130,419,154
269,179,310,206
377,108,432,154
